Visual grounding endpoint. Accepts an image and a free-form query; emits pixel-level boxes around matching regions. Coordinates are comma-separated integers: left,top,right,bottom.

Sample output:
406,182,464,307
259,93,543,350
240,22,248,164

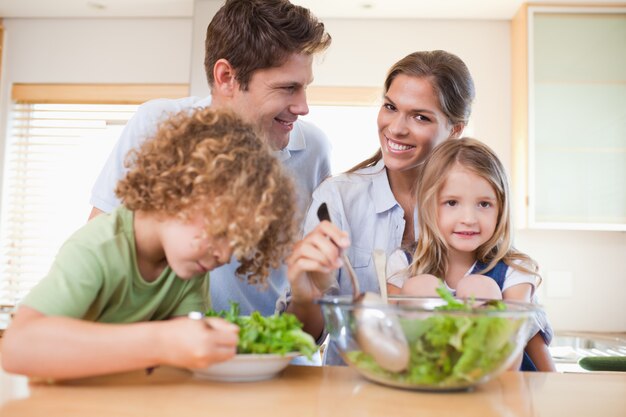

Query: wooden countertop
1,363,625,417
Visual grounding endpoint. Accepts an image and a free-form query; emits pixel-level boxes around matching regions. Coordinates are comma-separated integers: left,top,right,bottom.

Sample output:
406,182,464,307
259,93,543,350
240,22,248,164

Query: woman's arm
1,306,239,380
286,221,348,339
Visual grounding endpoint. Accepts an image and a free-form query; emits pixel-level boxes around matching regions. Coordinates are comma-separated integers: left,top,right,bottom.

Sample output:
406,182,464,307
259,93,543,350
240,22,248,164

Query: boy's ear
213,59,239,97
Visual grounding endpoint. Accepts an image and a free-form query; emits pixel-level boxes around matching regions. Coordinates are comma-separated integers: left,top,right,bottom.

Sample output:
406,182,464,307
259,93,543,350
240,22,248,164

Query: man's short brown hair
205,0,331,90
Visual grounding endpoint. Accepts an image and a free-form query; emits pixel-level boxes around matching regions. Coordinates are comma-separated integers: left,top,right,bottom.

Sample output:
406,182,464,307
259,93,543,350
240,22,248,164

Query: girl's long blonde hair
409,138,540,281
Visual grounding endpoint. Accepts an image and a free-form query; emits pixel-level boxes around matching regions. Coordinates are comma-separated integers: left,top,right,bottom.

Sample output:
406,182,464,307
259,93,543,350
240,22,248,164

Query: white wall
1,13,624,333
2,18,192,84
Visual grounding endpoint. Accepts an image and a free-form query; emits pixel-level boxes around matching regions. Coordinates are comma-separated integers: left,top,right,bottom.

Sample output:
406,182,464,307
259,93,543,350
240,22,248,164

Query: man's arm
89,100,167,218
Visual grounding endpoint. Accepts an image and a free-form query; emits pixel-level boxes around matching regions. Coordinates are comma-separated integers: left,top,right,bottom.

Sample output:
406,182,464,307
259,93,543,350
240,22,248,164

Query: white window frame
0,84,188,312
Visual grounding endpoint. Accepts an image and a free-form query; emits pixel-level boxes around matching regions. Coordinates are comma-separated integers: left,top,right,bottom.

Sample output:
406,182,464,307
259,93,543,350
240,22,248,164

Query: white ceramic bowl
191,352,299,382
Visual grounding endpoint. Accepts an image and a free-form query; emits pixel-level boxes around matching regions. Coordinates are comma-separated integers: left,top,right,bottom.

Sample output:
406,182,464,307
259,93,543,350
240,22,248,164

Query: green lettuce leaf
206,302,317,358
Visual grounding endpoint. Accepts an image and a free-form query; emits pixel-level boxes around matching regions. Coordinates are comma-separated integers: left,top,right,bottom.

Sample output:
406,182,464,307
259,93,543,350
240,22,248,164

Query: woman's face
377,74,460,174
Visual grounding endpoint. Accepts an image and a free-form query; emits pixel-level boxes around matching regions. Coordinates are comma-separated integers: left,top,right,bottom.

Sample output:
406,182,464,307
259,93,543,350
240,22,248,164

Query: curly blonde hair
116,107,298,285
409,138,540,282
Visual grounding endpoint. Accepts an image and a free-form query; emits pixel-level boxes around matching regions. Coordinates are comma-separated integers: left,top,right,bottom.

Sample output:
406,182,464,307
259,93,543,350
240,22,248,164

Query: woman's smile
385,135,416,153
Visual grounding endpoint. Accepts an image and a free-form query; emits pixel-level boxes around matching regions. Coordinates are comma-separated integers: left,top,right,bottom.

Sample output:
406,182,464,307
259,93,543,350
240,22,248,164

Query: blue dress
471,260,537,372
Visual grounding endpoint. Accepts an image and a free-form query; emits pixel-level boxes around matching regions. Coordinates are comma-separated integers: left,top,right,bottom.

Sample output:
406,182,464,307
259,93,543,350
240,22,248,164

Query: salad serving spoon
316,203,410,372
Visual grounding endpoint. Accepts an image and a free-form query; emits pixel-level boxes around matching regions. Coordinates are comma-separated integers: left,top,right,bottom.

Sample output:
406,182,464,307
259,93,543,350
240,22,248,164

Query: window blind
0,102,138,309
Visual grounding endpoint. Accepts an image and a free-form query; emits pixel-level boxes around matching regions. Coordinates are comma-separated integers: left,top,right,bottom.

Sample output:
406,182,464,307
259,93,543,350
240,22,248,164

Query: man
89,0,332,315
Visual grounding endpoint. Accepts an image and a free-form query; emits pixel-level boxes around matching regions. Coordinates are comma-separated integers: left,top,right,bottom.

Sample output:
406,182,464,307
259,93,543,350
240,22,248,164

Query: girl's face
436,164,499,257
377,74,459,174
159,213,233,279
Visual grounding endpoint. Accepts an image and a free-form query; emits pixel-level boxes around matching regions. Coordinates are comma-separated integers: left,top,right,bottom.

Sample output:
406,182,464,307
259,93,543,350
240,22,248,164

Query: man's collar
286,120,305,151
274,120,305,161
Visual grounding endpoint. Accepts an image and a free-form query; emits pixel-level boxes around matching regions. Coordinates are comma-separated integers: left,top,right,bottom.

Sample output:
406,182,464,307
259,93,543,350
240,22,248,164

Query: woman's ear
212,59,238,98
450,123,465,139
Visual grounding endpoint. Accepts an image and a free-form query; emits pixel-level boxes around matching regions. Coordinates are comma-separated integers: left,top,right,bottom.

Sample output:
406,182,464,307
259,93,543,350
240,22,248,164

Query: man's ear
212,59,238,97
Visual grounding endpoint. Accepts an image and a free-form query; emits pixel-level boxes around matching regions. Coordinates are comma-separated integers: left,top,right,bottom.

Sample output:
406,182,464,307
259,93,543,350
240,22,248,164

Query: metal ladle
316,203,410,372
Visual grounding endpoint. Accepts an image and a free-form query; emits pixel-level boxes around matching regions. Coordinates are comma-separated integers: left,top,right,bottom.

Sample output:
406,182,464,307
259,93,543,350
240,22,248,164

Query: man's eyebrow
273,81,304,87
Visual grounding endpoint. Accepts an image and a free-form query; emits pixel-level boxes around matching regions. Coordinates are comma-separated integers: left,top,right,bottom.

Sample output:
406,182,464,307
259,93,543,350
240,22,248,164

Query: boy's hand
158,317,239,369
286,221,349,303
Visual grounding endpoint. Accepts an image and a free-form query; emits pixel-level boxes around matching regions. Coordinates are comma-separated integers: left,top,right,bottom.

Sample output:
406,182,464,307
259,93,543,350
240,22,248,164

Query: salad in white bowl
191,303,317,382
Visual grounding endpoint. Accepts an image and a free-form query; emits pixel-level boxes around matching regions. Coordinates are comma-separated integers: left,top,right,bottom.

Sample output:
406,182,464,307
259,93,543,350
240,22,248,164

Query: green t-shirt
21,207,210,323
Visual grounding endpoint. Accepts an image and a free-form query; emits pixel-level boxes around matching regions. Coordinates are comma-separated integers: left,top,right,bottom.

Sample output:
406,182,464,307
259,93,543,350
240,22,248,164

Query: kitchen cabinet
511,4,626,231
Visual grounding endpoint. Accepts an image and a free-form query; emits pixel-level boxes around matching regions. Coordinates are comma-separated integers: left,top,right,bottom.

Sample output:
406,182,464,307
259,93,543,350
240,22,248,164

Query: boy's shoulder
68,207,133,250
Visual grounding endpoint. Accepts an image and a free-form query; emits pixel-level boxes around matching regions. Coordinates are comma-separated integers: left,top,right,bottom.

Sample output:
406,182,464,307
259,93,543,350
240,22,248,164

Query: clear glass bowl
318,295,536,391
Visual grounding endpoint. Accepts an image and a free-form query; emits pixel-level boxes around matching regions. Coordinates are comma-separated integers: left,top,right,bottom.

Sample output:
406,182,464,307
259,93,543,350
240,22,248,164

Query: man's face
230,53,313,150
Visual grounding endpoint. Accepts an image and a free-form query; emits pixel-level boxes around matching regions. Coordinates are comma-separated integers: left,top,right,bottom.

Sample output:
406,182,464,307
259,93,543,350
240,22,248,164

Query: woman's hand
286,221,350,303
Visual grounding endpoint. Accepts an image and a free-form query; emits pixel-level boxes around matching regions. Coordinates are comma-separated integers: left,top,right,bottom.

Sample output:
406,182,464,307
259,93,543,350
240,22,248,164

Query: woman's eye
383,103,396,111
415,114,431,122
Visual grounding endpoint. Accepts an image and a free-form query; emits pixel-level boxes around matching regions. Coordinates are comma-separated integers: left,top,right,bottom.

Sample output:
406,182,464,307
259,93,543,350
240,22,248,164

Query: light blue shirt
210,119,332,315
90,96,214,213
90,95,332,316
299,159,418,365
303,159,418,295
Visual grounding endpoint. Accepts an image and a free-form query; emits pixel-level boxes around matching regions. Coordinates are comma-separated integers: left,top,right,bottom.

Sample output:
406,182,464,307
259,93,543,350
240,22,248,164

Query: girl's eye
444,200,458,207
478,201,492,208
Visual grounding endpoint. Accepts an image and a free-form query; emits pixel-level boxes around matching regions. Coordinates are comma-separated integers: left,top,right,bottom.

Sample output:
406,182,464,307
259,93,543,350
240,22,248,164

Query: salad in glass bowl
318,287,537,391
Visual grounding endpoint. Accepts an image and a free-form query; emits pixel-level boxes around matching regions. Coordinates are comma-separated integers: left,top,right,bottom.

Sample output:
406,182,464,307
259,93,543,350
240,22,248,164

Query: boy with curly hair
1,108,297,380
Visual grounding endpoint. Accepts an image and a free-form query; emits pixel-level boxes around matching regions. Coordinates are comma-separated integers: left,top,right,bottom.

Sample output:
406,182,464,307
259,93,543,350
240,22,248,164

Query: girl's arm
1,306,239,380
502,283,533,371
525,333,556,371
503,282,556,372
387,283,402,295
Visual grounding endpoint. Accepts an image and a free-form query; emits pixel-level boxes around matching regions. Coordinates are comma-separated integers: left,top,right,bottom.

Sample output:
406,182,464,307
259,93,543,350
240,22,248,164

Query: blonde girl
388,137,554,371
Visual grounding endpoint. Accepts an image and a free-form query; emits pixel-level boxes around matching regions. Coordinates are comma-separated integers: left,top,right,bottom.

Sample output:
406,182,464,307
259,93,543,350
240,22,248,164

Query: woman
284,50,475,364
